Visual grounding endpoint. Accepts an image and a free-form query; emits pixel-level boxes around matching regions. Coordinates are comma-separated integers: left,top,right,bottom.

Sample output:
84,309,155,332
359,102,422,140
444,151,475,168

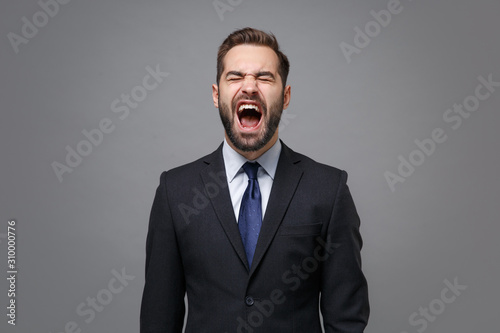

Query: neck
225,132,279,161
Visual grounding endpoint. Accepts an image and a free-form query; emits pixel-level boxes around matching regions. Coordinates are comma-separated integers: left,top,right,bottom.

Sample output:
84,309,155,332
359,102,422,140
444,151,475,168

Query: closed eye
225,71,276,83
256,71,275,82
226,71,244,81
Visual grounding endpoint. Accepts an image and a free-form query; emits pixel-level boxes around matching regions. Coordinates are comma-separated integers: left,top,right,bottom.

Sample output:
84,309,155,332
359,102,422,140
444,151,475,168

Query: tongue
241,115,259,128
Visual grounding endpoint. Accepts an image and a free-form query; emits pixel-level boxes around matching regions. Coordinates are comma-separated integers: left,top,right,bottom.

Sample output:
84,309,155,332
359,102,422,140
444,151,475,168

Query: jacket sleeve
140,172,186,332
320,170,370,332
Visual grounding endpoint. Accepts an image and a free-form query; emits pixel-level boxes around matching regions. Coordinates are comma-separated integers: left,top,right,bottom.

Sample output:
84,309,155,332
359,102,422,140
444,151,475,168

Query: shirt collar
222,138,282,183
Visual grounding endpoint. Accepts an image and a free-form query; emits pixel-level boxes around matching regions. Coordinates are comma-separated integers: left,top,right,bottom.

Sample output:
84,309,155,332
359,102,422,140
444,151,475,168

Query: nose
241,75,258,95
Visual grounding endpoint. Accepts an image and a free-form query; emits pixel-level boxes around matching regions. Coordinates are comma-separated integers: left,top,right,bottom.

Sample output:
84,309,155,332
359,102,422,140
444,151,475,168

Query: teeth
238,104,259,112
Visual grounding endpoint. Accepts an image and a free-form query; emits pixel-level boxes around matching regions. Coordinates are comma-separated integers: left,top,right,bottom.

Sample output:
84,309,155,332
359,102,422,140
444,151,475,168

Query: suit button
245,296,254,306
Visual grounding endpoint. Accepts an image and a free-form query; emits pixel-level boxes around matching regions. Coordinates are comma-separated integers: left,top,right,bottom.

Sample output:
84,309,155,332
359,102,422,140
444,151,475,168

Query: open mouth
237,102,262,130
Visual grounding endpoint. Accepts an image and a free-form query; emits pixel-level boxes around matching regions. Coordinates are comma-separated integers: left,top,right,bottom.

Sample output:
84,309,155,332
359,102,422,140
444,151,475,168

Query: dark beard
218,95,283,152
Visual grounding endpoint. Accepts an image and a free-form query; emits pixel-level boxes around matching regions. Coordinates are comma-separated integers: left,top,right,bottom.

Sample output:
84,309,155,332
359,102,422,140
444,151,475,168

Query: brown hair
216,27,290,87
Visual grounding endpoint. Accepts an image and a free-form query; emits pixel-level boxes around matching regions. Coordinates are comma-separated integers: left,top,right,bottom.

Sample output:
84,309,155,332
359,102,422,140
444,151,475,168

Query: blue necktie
238,162,262,268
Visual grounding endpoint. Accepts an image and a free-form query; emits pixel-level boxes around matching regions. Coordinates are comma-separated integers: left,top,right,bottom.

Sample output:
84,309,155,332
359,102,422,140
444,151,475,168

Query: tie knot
242,162,260,180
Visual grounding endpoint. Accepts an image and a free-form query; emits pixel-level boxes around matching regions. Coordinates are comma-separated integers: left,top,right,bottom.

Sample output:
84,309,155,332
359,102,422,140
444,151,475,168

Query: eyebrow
256,71,275,79
225,71,275,80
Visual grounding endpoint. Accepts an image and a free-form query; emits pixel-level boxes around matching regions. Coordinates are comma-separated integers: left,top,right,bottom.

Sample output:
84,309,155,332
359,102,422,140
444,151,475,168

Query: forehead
223,44,279,74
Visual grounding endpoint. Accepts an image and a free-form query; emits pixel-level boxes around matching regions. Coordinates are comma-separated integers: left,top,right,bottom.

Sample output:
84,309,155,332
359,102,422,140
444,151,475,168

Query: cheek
222,87,239,104
263,86,282,100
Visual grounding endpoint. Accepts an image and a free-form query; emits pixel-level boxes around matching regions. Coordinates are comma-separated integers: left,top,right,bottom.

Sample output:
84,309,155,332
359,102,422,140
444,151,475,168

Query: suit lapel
250,142,303,276
200,142,303,274
200,144,249,270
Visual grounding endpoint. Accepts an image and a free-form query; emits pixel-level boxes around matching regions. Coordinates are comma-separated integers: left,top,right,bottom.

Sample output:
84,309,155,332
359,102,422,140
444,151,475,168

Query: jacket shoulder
283,144,347,181
158,145,222,185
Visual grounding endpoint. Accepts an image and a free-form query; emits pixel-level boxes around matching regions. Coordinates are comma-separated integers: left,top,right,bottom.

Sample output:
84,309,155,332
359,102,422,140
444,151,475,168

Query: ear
283,85,291,110
212,84,219,108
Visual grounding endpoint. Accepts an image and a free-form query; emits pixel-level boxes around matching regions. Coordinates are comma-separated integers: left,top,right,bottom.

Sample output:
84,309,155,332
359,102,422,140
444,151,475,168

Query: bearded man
140,27,369,333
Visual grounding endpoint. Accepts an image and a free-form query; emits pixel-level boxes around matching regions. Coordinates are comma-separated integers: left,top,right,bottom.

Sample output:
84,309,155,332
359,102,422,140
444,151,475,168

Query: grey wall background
1,0,499,332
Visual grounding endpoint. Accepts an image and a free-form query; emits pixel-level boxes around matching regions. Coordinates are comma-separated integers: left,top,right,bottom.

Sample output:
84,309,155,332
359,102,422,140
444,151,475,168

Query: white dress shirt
222,138,282,222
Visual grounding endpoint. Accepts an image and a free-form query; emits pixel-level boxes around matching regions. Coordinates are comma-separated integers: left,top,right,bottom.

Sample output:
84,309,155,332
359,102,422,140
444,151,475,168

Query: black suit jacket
140,141,369,332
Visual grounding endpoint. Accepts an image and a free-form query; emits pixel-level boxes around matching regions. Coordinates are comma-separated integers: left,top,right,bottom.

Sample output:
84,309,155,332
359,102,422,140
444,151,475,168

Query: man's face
213,44,291,153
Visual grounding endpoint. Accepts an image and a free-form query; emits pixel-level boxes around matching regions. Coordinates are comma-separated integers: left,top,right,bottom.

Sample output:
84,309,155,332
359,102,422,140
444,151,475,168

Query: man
141,27,369,332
